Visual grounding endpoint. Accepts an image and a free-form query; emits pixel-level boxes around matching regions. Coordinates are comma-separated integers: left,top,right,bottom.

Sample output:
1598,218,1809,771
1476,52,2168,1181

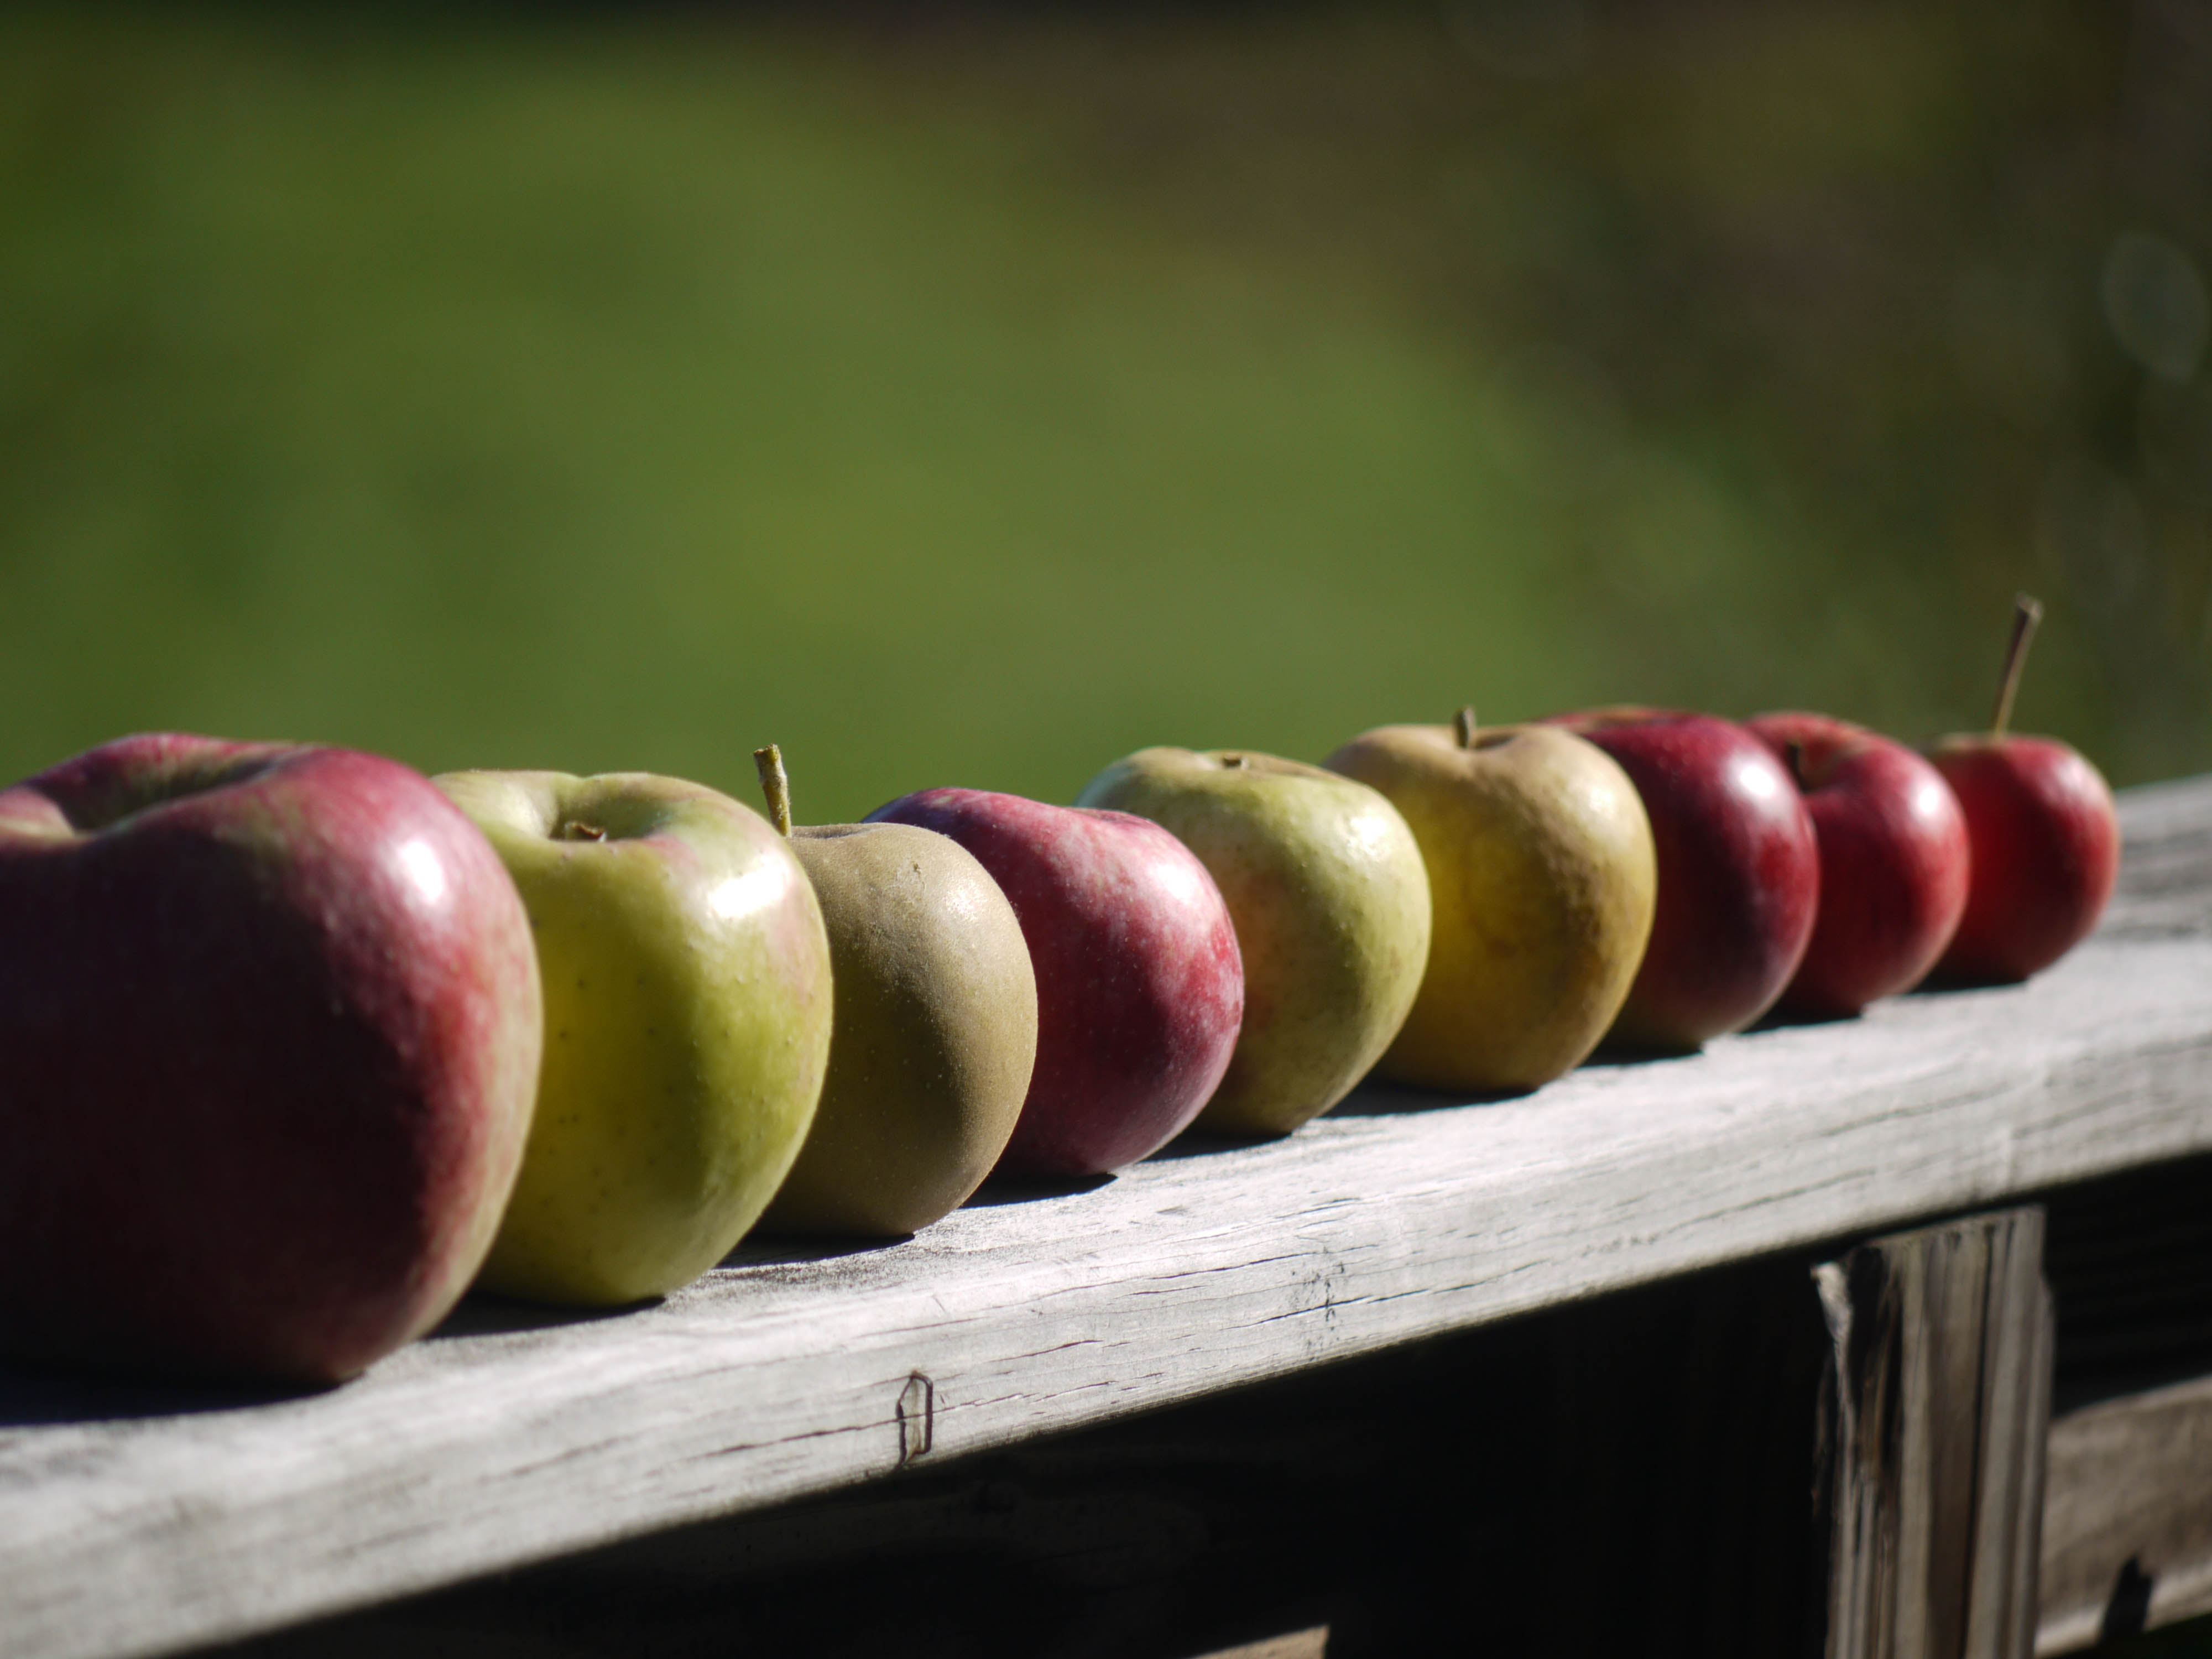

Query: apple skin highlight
1749,713,1970,1018
868,787,1243,1177
0,734,542,1384
1926,736,2119,983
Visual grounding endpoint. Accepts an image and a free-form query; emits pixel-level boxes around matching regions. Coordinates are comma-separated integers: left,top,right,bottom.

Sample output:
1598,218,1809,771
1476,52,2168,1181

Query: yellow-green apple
865,788,1243,1176
749,747,1038,1236
435,769,831,1304
1075,747,1430,1133
1324,716,1655,1092
0,734,542,1384
1746,712,1970,1017
1542,708,1818,1051
1925,595,2120,982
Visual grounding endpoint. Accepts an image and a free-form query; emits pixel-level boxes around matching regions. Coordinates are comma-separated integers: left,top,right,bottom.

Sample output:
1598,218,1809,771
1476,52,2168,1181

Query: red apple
0,734,542,1384
1542,709,1818,1050
1925,737,2117,982
1746,713,1970,1016
1923,594,2121,983
866,788,1242,1177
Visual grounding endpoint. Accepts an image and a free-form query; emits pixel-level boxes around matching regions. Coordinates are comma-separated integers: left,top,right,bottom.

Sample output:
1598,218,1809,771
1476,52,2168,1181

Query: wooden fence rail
0,775,2206,1659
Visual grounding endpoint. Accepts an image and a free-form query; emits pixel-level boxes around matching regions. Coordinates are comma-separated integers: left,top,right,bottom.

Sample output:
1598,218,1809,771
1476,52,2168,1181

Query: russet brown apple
752,747,1039,1236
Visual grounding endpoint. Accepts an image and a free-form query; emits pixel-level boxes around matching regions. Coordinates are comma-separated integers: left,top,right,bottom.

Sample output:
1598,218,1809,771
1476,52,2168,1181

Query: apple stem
753,744,792,837
1221,753,1246,769
1783,741,1807,792
1990,593,2044,739
1454,707,1478,749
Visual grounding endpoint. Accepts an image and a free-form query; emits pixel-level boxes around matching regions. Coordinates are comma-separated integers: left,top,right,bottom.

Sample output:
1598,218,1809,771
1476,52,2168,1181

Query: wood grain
1815,1209,2053,1659
2,777,2208,1659
1185,1632,1329,1659
2033,1145,2212,1652
2037,1374,2212,1654
207,1256,1833,1658
2103,775,2212,942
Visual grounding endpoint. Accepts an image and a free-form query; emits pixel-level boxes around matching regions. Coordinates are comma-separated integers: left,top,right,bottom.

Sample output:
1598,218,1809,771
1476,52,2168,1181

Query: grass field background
2,3,2206,823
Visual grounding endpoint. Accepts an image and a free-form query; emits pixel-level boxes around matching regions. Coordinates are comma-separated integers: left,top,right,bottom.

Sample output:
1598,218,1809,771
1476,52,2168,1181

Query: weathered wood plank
210,1249,1839,1658
2031,1102,2212,1652
1188,1631,1329,1659
0,779,2206,1659
2037,1374,2212,1654
1815,1209,2053,1659
2103,775,2212,941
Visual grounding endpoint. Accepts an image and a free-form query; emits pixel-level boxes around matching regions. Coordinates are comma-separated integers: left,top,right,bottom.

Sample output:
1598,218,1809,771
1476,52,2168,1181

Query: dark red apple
1922,595,2121,983
0,734,542,1384
865,787,1242,1177
1926,737,2117,982
1542,709,1818,1050
1746,713,1970,1016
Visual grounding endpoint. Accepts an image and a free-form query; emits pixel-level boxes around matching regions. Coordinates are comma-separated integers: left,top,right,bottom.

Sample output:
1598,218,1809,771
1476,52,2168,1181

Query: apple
0,734,542,1384
1926,596,2120,982
435,769,832,1305
865,788,1243,1177
1076,747,1431,1134
748,747,1038,1236
1542,708,1819,1050
1746,713,1970,1018
1927,739,2117,981
1324,714,1655,1093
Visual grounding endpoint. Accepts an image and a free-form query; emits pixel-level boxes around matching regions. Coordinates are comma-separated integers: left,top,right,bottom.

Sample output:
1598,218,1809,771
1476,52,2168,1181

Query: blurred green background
2,1,2206,823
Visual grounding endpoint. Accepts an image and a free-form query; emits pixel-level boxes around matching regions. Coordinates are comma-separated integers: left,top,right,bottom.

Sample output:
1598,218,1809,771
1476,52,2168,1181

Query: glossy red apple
866,787,1242,1177
1926,739,2117,981
1746,713,1970,1017
1925,596,2120,982
0,734,542,1384
1543,709,1818,1050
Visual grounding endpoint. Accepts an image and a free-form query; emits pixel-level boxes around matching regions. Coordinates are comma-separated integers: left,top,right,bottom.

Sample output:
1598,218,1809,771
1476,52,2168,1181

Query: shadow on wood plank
200,1246,1837,1659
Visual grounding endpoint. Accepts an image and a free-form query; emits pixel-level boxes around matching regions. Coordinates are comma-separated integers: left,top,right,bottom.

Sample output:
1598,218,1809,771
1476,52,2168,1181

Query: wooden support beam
2039,1375,2212,1652
2034,1153,2212,1652
1815,1208,2054,1659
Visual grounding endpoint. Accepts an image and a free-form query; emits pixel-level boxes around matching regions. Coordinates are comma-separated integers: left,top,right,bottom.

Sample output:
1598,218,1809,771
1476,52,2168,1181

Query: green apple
1324,717,1656,1094
756,818,1039,1237
434,769,832,1305
1075,747,1431,1135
